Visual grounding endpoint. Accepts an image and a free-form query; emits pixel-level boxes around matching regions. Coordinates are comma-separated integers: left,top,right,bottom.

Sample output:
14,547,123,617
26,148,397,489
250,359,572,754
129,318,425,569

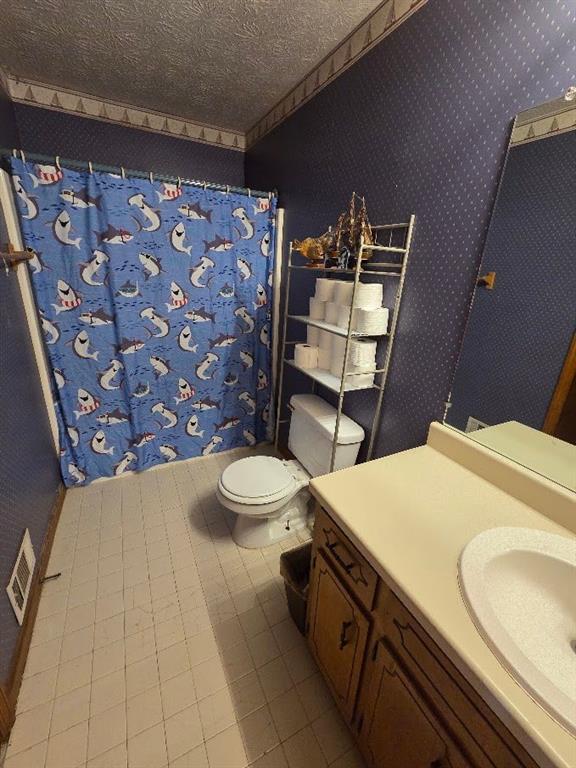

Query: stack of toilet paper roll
294,343,318,369
337,304,389,335
330,336,376,388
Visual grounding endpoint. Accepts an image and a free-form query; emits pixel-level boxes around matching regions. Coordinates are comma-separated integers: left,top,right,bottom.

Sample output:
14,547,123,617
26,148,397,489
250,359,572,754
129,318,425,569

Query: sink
459,527,576,735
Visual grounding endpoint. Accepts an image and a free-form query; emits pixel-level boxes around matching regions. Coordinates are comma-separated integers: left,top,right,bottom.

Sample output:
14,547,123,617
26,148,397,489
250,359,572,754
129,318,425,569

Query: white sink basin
459,527,576,735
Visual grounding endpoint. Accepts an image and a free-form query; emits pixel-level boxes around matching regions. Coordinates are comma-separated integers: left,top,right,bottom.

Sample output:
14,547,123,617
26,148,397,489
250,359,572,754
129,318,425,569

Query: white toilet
216,394,365,548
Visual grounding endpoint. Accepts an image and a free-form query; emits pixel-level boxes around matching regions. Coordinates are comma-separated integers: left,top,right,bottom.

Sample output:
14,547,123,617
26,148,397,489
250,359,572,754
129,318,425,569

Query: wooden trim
2,484,66,738
543,333,576,435
0,685,12,742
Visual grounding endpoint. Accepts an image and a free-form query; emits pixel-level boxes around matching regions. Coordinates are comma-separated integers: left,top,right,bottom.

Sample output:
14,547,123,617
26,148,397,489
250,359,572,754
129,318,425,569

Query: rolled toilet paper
307,326,320,346
309,297,325,320
315,278,335,302
349,339,377,367
325,302,340,325
331,335,347,357
294,344,319,369
330,355,345,378
354,307,389,335
318,330,333,350
317,347,332,370
337,304,353,329
353,283,383,310
333,281,354,306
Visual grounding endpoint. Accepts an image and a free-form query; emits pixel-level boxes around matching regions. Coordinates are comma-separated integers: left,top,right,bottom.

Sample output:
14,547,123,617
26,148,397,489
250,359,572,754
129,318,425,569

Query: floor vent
6,530,36,625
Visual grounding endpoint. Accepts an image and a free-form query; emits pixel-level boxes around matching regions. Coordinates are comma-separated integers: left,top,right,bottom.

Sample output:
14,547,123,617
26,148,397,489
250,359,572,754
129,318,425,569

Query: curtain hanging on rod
1,148,276,200
9,155,276,487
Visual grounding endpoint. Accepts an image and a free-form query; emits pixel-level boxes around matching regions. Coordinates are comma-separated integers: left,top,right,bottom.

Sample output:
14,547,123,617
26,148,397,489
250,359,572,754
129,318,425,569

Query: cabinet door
307,550,370,720
357,640,471,768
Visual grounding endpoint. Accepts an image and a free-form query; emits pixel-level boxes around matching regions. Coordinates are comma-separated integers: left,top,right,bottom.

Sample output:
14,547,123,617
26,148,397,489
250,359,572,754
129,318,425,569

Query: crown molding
1,0,427,154
2,71,246,152
245,0,428,148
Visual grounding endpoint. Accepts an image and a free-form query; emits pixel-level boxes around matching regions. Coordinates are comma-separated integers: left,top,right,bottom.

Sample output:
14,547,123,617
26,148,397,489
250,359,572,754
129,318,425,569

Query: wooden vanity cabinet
306,503,540,768
307,549,370,720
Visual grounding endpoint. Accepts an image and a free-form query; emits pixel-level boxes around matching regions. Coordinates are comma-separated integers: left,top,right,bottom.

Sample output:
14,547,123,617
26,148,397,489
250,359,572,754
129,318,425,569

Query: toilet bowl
216,455,311,549
217,394,365,549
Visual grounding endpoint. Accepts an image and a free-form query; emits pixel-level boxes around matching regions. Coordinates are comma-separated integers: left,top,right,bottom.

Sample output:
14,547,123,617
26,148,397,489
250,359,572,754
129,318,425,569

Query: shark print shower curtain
10,157,276,487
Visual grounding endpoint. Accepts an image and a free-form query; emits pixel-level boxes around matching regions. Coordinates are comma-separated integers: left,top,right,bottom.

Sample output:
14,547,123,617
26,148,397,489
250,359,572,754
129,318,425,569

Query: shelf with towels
285,359,379,393
287,315,389,339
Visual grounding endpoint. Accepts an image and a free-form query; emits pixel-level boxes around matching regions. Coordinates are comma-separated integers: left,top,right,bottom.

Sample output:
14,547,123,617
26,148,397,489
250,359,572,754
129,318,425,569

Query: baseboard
0,483,66,740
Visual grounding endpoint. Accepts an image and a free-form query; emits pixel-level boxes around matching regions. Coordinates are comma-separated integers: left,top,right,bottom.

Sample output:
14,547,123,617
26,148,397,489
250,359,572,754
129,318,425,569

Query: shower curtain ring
19,149,26,163
12,149,17,158
88,160,93,174
177,176,182,189
226,185,230,195
203,181,207,191
149,171,154,183
248,188,251,197
121,166,126,179
55,155,61,170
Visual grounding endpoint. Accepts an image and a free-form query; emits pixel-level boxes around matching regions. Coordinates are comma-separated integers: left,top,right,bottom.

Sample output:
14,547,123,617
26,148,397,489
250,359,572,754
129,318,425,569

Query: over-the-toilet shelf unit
274,215,416,471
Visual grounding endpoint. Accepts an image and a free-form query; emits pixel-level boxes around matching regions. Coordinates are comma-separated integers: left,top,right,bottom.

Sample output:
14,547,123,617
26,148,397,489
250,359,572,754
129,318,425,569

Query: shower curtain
10,157,276,487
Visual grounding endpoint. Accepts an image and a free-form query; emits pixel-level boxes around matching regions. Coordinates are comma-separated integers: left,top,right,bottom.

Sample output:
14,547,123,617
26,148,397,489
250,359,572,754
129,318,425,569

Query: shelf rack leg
329,242,365,472
274,241,293,450
366,214,416,460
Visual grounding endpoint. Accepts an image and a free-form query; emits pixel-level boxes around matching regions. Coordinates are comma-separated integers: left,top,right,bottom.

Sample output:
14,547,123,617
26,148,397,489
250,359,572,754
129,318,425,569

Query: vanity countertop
309,423,576,768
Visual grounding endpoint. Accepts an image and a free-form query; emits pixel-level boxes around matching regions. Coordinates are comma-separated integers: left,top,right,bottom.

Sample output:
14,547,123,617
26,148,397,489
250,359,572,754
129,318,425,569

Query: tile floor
4,446,366,768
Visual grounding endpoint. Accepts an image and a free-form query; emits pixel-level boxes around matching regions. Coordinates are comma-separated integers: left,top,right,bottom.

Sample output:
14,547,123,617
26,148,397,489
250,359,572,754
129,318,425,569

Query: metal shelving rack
274,215,416,470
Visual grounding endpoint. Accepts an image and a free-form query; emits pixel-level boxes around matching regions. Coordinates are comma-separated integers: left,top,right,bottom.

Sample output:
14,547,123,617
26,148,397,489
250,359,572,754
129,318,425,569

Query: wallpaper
13,104,245,186
246,0,576,459
448,129,576,432
0,249,62,685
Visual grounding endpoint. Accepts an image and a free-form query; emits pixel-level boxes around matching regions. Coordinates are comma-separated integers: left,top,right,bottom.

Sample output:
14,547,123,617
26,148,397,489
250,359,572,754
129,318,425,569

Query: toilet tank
288,394,365,477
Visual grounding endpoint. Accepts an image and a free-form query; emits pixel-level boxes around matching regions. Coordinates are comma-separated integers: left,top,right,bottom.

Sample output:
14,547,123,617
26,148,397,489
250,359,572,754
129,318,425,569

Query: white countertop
309,423,576,768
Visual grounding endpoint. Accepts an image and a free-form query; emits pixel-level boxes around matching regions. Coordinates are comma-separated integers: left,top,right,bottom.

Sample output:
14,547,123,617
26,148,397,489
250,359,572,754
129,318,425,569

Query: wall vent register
6,529,36,625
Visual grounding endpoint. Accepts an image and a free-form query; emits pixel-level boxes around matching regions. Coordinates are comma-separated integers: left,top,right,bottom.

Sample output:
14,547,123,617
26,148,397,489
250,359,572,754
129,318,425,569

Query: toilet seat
219,456,296,505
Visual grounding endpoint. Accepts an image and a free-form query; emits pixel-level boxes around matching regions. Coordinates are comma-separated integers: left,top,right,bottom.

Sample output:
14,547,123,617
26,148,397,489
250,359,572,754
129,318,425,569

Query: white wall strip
0,168,59,452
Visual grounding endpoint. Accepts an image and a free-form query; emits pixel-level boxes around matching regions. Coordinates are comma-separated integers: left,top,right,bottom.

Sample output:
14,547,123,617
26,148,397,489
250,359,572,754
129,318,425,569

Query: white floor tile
9,450,364,768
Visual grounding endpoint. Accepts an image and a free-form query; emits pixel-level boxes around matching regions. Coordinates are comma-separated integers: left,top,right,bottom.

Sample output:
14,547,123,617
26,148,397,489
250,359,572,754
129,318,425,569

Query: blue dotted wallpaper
13,104,245,187
448,129,576,432
0,86,62,684
246,0,576,458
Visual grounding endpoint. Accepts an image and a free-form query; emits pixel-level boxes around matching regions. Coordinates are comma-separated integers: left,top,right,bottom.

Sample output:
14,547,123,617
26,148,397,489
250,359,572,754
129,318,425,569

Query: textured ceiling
0,0,383,132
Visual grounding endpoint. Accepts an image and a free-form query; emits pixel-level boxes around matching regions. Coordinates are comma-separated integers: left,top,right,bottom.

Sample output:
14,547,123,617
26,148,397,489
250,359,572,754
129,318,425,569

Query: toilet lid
220,456,293,500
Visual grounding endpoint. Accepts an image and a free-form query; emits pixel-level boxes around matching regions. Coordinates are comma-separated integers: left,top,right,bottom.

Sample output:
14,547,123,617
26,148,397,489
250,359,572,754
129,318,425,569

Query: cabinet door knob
339,620,353,650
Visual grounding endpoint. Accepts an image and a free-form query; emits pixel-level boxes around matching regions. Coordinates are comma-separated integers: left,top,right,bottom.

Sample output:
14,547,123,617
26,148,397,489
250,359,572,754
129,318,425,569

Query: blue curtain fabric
10,158,276,487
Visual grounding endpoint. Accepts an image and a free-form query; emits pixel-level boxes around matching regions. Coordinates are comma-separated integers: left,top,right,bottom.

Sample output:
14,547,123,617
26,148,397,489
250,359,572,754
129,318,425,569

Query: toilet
216,394,365,548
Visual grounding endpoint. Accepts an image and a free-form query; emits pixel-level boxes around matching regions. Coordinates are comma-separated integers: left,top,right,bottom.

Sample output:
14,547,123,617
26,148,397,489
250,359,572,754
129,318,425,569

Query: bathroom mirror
445,91,576,491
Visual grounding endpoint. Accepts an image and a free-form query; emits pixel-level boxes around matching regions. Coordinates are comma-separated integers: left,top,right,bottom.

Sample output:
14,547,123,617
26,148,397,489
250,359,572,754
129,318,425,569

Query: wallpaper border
0,70,246,152
0,0,427,153
511,93,576,146
245,0,428,147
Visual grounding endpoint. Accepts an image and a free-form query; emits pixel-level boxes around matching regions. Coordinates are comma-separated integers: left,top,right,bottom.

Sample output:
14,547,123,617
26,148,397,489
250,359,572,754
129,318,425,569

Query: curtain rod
1,148,276,200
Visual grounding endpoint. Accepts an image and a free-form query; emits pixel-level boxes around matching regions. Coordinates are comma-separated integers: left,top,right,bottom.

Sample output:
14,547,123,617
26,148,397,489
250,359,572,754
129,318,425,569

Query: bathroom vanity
305,423,576,768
